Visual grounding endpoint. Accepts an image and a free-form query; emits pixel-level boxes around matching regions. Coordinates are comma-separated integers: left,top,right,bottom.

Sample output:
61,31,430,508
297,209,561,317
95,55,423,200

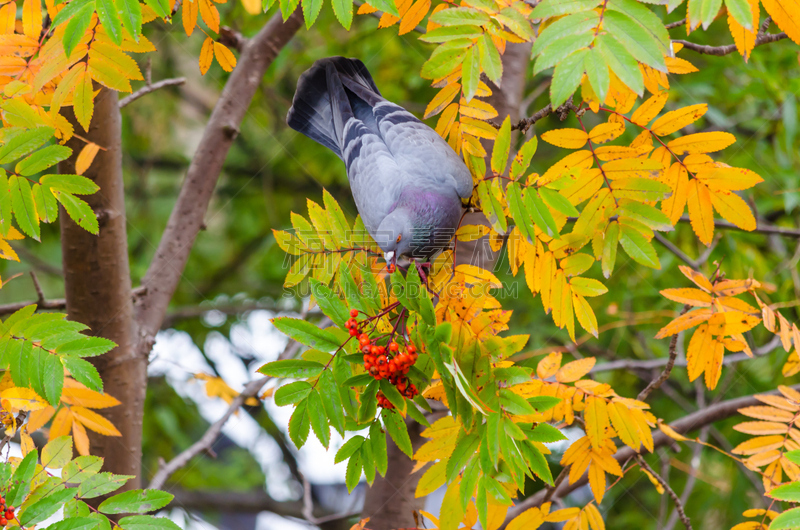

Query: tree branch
636,455,692,530
0,286,147,316
654,233,700,270
637,305,690,401
674,31,788,56
503,382,800,526
119,78,186,108
134,8,304,357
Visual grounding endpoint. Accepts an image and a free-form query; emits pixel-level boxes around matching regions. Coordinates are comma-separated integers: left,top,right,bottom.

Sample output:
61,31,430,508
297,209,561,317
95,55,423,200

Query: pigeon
286,57,473,268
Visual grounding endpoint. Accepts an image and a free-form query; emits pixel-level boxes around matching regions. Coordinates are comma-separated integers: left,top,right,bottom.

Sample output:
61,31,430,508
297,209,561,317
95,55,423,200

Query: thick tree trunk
362,44,531,529
59,88,143,485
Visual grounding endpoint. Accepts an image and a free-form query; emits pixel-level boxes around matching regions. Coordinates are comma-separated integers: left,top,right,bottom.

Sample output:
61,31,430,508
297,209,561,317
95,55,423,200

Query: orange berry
350,309,359,318
389,341,399,352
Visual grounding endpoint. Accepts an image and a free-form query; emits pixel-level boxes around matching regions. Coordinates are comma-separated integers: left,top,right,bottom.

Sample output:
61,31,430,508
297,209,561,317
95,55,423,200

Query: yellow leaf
199,37,214,75
435,102,458,138
213,41,237,72
587,122,624,144
50,408,73,439
198,0,220,32
714,279,761,297
183,0,198,36
460,117,497,140
357,2,377,13
455,224,490,241
657,420,689,441
61,387,121,408
73,418,90,455
640,467,665,494
588,460,606,504
399,0,430,35
660,162,689,224
424,82,461,119
1,387,47,411
241,0,260,14
537,352,562,379
506,506,545,530
709,189,756,231
485,502,508,530
650,104,707,136
26,405,55,433
584,396,609,449
70,405,122,436
0,4,14,34
739,405,796,422
459,98,498,120
556,357,595,383
608,401,640,451
539,150,594,186
727,0,759,60
655,308,714,339
74,65,94,132
454,264,501,287
735,421,790,435
20,428,35,455
572,293,598,338
732,435,786,455
686,323,712,381
678,265,713,292
75,142,101,175
631,91,668,127
687,179,714,245
761,0,800,45
660,287,713,306
593,145,650,161
584,503,605,530
541,128,588,149
23,0,43,40
755,394,799,412
601,158,663,179
667,131,736,155
545,508,581,523
415,459,447,497
704,337,725,389
782,352,800,377
665,56,699,74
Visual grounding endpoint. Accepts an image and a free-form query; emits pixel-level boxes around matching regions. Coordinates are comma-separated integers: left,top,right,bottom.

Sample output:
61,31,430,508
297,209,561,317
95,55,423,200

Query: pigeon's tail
287,57,382,159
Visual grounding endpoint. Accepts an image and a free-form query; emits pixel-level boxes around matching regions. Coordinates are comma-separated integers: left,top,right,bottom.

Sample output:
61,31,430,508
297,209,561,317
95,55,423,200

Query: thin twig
674,31,788,57
636,455,693,530
638,305,691,401
678,215,800,238
654,233,700,270
0,412,27,454
0,286,147,316
119,78,187,109
665,18,686,29
29,271,45,305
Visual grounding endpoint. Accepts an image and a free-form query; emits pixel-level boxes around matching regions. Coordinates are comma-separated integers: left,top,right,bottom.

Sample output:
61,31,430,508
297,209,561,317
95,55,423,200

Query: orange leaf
75,142,101,175
435,102,458,138
665,56,699,74
50,408,73,439
608,401,640,451
213,41,236,72
199,37,214,75
631,91,668,127
655,308,713,339
424,82,461,119
727,0,759,60
687,179,714,245
732,435,786,455
667,131,736,155
650,104,707,136
73,418,90,455
686,323,712,381
399,0,429,35
660,287,713,306
0,4,14,34
541,128,588,149
761,0,800,45
70,405,122,436
587,122,624,144
23,0,43,40
199,0,220,32
1,388,47,411
182,0,198,36
704,337,725,389
26,405,55,433
735,421,791,435
739,406,796,422
61,387,121,408
660,162,689,224
555,357,595,383
709,189,756,231
537,352,562,379
679,265,714,292
714,279,761,297
584,396,609,449
588,460,606,504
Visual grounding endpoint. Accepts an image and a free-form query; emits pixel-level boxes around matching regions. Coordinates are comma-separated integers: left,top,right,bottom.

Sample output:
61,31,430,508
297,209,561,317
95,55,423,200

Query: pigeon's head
376,208,415,266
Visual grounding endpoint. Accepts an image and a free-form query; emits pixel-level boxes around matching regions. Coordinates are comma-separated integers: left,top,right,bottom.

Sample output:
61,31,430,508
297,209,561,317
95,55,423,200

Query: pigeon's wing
373,101,474,199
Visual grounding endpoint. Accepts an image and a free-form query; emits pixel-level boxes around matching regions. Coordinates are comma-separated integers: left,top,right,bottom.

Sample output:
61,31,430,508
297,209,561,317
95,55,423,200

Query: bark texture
59,88,142,484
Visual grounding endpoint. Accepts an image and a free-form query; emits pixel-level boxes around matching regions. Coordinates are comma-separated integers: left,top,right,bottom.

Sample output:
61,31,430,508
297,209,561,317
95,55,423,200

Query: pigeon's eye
396,235,402,243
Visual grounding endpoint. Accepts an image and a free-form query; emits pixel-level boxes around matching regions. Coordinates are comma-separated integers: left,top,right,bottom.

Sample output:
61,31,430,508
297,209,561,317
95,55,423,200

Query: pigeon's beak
384,250,395,265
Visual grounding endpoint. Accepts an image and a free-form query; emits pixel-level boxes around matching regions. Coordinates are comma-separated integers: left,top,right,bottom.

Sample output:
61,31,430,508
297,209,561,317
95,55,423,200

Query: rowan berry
388,360,397,373
1,518,7,526
350,309,359,318
358,333,370,343
407,344,416,354
376,355,387,366
349,328,358,336
389,341,399,352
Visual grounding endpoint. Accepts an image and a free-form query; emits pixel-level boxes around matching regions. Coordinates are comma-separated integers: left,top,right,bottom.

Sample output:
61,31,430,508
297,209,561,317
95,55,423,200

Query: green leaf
533,32,593,75
602,220,619,278
531,0,600,18
725,0,752,29
381,409,412,457
0,170,12,236
360,438,375,485
379,379,407,413
41,175,100,195
63,3,95,58
618,200,673,231
461,45,480,102
301,0,323,27
446,432,480,482
343,373,375,387
78,472,134,498
62,455,103,484
288,398,311,448
421,40,472,80
770,482,800,502
318,370,345,435
274,381,313,406
785,450,800,466
477,34,502,84
119,515,182,530
42,436,73,470
364,0,398,16
97,0,123,43
510,136,538,180
430,7,490,26
335,436,365,463
115,0,142,41
44,518,102,530
618,224,660,269
98,489,173,515
369,422,388,476
8,449,38,506
0,127,55,164
477,181,507,234
603,10,666,72
16,146,71,176
539,187,579,217
310,279,350,328
500,388,536,415
31,183,58,224
531,11,599,56
491,116,511,175
307,389,331,448
280,0,300,19
550,48,588,108
526,423,568,443
345,451,362,492
507,182,534,242
358,379,379,423
331,0,353,29
421,25,485,43
524,189,559,238
527,395,562,411
9,175,39,240
53,191,98,235
142,0,169,18
611,177,671,200
271,317,341,352
61,356,103,392
43,351,64,406
771,508,800,530
521,441,554,485
584,47,610,104
20,487,79,525
52,0,94,27
606,0,670,52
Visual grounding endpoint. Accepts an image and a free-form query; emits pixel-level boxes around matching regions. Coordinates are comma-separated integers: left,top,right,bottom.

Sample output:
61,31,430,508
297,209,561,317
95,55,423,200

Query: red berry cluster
0,495,15,526
345,309,361,337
